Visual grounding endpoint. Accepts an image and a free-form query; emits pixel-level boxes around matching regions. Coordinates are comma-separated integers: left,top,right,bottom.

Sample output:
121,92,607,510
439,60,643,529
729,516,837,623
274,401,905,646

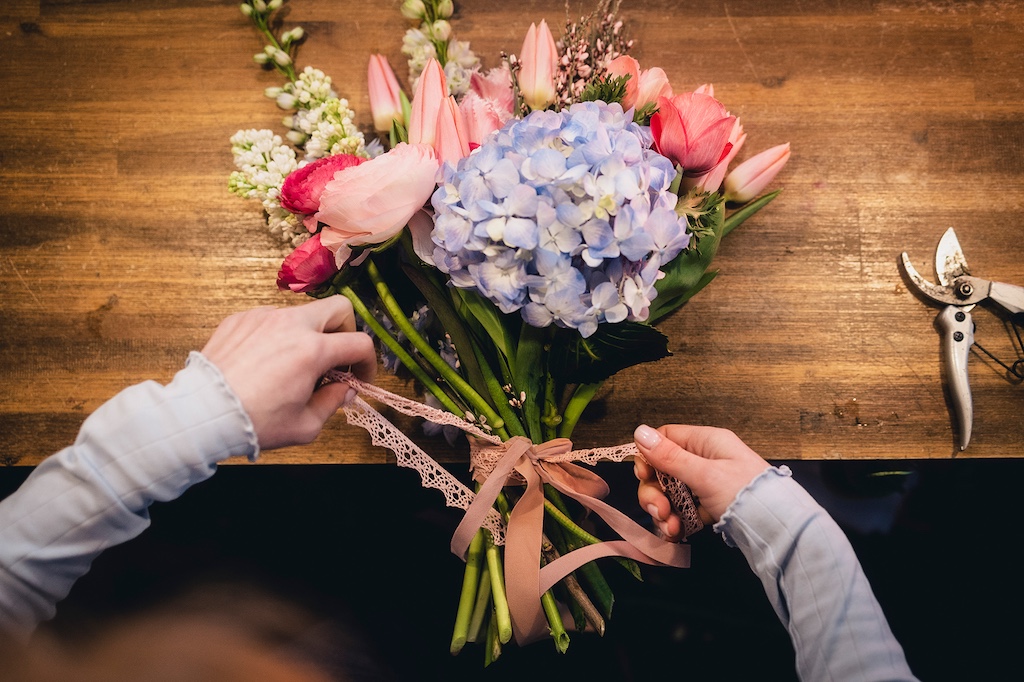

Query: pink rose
279,154,367,218
650,92,736,176
316,142,440,264
276,233,338,293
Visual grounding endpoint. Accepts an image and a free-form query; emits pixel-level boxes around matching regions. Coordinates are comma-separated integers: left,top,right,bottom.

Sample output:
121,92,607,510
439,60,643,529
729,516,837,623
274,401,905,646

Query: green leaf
648,200,724,323
723,188,781,237
451,288,517,361
514,323,548,440
548,322,671,385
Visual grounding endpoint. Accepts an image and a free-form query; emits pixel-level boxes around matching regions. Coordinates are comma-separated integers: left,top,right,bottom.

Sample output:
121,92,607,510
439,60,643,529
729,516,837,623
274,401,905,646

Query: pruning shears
900,228,1024,450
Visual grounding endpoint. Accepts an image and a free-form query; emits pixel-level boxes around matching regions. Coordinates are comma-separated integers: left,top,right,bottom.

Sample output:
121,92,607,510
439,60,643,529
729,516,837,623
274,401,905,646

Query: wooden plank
1,0,1023,465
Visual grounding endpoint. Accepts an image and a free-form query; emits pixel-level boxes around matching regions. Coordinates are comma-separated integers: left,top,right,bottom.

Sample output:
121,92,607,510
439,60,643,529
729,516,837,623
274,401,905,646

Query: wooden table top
2,0,1022,465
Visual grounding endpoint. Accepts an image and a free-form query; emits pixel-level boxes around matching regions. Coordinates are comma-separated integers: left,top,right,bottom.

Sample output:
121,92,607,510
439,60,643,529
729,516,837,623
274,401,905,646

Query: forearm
715,467,917,682
0,352,258,640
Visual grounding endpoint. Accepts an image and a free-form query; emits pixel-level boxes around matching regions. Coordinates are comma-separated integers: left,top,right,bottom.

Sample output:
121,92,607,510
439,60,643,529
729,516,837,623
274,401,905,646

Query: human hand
633,424,770,540
200,297,377,450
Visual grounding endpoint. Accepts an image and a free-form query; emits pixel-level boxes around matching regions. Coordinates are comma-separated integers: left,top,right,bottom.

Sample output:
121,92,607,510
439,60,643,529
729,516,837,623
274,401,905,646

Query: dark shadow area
1,457,1020,680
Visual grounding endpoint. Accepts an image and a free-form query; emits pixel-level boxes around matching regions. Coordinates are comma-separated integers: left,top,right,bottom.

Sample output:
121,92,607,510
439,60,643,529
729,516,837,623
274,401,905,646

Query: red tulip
650,92,736,176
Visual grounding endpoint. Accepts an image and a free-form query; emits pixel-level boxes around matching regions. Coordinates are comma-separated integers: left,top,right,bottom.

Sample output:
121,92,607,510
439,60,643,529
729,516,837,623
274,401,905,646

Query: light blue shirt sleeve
714,466,918,682
0,352,259,641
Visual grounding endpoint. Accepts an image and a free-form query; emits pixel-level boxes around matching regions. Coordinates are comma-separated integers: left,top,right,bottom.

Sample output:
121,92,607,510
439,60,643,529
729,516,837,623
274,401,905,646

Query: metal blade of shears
935,227,971,287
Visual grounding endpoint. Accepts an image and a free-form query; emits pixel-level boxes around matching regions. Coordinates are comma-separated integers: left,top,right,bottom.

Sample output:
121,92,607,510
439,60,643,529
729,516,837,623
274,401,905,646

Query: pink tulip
690,118,746,193
316,142,440,265
367,54,405,133
459,91,505,145
724,143,791,203
650,92,736,176
606,56,673,111
408,58,448,146
435,95,471,165
518,20,557,111
276,233,338,293
470,65,515,116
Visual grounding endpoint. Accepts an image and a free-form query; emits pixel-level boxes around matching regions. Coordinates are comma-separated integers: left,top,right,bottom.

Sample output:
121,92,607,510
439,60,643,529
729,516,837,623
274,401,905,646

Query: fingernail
646,503,663,521
343,388,358,406
634,424,662,449
633,463,642,480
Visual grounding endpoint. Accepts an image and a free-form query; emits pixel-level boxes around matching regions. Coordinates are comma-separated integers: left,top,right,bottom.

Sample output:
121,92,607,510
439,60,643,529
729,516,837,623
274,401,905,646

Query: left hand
201,297,377,450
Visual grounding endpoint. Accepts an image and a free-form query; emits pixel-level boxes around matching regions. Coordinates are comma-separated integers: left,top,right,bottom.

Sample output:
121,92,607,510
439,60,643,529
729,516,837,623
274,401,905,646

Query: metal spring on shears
973,316,1024,381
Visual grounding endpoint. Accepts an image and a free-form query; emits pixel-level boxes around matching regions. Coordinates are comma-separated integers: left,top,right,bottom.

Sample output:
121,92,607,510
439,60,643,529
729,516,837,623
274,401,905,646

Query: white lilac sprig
227,129,306,246
430,100,690,338
240,0,302,81
400,0,479,97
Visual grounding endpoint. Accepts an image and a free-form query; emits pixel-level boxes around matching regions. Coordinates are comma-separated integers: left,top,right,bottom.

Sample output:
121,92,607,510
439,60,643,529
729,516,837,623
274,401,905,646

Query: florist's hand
201,297,376,450
633,424,770,541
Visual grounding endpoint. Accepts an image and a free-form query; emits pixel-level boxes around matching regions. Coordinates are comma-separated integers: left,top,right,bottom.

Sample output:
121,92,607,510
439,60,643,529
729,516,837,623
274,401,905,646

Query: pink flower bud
435,95,471,165
724,143,791,203
408,58,448,146
367,54,405,133
518,20,557,111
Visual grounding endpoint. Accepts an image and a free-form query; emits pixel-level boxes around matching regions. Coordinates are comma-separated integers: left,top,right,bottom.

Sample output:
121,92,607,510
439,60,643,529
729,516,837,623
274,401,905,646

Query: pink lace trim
331,371,704,541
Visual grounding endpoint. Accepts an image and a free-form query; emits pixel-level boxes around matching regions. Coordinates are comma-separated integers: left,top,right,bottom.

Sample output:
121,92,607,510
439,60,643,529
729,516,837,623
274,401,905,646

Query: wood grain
2,0,1022,465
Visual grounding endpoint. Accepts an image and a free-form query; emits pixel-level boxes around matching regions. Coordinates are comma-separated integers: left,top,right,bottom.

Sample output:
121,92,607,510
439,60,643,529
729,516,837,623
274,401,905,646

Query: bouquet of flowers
229,0,789,663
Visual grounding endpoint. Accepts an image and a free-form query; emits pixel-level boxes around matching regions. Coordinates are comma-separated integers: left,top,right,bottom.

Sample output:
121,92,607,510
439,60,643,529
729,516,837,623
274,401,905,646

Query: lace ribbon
331,372,703,645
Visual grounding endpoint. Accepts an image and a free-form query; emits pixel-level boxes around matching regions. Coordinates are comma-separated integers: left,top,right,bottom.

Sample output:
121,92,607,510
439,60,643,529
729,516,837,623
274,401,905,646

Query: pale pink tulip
367,54,405,133
408,58,448,146
724,143,791,203
650,92,736,176
518,20,557,111
435,95,471,165
690,118,746,193
316,142,440,265
276,233,338,293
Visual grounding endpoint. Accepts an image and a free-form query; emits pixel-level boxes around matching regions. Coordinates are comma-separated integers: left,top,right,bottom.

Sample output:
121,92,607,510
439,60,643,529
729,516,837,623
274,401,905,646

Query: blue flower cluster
429,101,691,338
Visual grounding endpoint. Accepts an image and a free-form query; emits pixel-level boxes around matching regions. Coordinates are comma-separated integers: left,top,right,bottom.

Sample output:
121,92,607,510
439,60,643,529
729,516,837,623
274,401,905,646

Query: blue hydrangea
430,101,691,338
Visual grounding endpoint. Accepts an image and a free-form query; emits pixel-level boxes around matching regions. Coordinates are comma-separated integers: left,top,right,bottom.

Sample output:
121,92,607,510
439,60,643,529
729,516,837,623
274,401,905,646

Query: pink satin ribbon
451,436,691,645
330,371,694,646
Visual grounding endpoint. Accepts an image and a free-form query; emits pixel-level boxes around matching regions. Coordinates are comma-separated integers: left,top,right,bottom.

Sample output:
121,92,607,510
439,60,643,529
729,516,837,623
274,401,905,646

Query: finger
318,332,378,383
633,456,656,482
637,478,671,520
299,296,358,334
305,380,357,428
633,424,708,483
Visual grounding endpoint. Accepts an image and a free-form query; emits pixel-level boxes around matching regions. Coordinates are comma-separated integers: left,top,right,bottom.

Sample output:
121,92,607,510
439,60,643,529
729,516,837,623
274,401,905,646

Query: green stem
366,259,507,437
558,381,603,439
484,533,513,644
340,285,464,416
541,590,570,653
723,189,781,237
450,529,485,654
467,565,492,643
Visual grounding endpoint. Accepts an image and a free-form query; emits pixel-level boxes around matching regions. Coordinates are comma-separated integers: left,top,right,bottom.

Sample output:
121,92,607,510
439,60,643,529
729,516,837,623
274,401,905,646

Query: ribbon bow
451,436,691,645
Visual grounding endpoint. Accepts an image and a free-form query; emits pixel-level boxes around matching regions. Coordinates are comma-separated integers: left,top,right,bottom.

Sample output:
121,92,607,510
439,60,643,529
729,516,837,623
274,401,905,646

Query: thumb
633,424,707,486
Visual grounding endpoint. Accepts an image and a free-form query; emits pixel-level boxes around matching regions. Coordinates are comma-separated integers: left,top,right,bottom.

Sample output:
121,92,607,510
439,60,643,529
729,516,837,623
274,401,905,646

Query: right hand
633,424,770,541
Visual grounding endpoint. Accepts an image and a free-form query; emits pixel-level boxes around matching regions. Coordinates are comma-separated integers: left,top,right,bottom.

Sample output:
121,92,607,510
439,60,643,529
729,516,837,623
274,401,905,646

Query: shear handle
937,306,974,450
987,281,1024,316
